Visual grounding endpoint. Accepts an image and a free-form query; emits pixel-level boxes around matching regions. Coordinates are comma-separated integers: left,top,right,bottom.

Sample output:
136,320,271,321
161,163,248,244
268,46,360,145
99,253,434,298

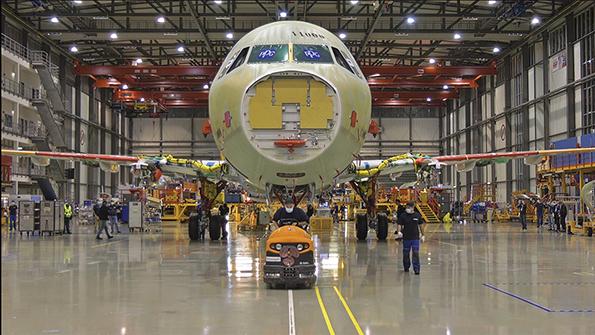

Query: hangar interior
1,1,594,334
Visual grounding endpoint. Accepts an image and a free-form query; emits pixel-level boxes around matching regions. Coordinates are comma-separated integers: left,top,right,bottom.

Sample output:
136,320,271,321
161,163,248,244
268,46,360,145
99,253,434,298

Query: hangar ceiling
2,0,572,66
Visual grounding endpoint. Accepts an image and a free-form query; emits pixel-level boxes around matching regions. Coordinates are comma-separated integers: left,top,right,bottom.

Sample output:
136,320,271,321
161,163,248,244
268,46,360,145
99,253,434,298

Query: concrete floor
2,220,594,335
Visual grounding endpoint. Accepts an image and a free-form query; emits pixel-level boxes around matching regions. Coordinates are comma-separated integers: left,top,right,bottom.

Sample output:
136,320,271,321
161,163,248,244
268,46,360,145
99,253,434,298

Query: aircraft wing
0,149,227,179
346,147,595,181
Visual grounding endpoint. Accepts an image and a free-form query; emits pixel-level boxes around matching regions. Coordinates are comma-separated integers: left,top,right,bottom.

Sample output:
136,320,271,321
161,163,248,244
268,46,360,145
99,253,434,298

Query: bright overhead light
531,17,540,25
339,32,347,39
443,84,449,90
11,72,15,78
426,97,432,102
50,17,59,23
135,58,143,64
429,58,436,64
226,32,234,39
453,33,462,40
140,97,145,102
73,0,82,3
350,0,359,4
110,32,118,39
214,0,222,4
203,84,209,89
70,45,78,52
406,17,415,24
493,47,501,53
122,84,128,90
177,45,185,52
280,12,287,18
157,16,166,23
488,0,497,5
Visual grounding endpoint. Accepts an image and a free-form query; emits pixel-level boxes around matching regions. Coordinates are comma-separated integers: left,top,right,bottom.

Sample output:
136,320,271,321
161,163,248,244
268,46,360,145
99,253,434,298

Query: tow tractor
263,218,316,289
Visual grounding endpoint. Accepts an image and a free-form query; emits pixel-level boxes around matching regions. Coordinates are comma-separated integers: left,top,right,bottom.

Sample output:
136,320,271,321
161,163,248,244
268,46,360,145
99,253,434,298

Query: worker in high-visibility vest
64,202,73,234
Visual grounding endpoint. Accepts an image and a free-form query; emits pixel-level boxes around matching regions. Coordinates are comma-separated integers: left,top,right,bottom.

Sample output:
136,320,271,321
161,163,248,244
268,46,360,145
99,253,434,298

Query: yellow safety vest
64,204,73,218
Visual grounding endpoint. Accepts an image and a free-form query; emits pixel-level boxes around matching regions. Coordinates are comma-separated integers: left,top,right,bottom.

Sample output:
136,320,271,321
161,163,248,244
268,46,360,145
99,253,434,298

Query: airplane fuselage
209,21,371,191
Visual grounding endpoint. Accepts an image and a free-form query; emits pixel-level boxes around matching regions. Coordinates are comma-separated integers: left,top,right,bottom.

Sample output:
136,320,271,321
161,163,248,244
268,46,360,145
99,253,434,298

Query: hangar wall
1,17,132,203
441,2,595,203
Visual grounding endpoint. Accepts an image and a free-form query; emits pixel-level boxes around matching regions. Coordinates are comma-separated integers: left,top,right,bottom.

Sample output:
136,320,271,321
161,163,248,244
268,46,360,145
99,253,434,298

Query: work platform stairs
416,203,441,224
2,34,67,199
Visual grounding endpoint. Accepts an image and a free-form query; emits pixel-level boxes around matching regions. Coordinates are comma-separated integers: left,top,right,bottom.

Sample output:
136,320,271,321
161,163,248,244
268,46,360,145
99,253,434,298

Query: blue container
122,204,129,223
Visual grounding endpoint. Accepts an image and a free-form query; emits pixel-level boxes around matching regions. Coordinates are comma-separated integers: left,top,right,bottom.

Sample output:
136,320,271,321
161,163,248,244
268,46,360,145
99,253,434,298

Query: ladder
416,203,441,224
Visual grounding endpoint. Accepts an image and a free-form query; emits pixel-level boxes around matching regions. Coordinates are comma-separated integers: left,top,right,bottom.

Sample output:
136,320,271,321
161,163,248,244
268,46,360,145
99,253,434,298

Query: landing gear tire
188,213,200,241
209,215,223,240
356,214,368,241
588,227,593,237
376,213,388,241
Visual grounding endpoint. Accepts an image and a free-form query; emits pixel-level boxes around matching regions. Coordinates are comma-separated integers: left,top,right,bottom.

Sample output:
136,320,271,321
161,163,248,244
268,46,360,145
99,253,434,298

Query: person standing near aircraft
108,201,121,234
398,202,425,275
518,200,527,231
8,201,17,232
535,200,544,229
63,201,73,234
218,203,230,239
272,195,309,229
560,201,568,233
306,203,315,219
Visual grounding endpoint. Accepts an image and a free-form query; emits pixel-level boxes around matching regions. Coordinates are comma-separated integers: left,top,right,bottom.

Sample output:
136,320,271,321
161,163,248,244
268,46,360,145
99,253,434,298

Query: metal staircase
416,203,441,224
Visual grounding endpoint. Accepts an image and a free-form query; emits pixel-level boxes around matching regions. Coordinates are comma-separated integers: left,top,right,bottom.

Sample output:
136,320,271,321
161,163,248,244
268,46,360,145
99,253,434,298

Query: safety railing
1,119,47,138
1,34,30,60
11,161,46,177
1,76,47,101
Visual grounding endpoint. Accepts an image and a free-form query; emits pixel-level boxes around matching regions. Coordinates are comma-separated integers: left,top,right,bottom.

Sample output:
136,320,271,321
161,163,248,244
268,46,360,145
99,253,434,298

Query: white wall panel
495,164,507,203
529,105,536,142
549,93,567,136
494,85,505,115
549,51,567,91
133,118,160,142
162,118,193,141
495,116,506,150
411,118,439,141
534,64,544,99
528,67,535,101
574,42,581,80
535,103,544,146
575,86,582,136
458,106,466,130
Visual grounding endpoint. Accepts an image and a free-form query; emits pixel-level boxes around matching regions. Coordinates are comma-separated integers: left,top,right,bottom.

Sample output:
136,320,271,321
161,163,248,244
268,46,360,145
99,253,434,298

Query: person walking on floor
518,200,528,231
548,201,556,231
554,201,561,232
94,200,113,240
397,202,425,275
108,201,121,234
8,201,18,232
560,201,568,234
63,201,73,234
218,202,229,239
535,200,544,230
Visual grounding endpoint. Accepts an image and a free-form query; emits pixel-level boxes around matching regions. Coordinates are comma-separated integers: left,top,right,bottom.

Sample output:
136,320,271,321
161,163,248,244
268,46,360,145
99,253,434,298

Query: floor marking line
91,240,121,249
288,290,296,335
483,283,553,312
333,286,364,335
315,287,336,335
438,241,459,248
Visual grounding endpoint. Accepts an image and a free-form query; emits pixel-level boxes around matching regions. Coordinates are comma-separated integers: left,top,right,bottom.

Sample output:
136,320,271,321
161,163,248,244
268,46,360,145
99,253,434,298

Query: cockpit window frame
226,47,250,75
292,44,334,64
247,44,290,64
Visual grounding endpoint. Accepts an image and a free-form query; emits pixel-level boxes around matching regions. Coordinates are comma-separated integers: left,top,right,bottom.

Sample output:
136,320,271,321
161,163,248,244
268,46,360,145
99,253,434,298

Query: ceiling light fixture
350,0,359,4
406,17,415,24
453,33,462,40
73,1,82,4
110,32,118,39
70,46,78,52
140,97,145,102
443,85,449,90
426,97,432,102
280,11,287,18
226,32,234,39
488,0,497,4
339,32,347,39
50,17,59,23
157,16,166,23
214,0,222,4
493,47,501,53
122,84,128,90
203,84,209,89
429,58,436,64
136,58,143,64
177,45,185,52
531,17,540,25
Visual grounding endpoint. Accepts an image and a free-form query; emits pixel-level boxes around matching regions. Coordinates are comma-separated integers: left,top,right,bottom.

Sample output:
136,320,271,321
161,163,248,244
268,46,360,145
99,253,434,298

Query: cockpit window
293,44,333,63
248,45,289,63
331,47,355,75
226,47,250,74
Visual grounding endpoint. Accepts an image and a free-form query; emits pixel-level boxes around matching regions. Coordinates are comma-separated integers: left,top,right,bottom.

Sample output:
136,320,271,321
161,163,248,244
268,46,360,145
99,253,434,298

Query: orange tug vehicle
264,219,316,289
